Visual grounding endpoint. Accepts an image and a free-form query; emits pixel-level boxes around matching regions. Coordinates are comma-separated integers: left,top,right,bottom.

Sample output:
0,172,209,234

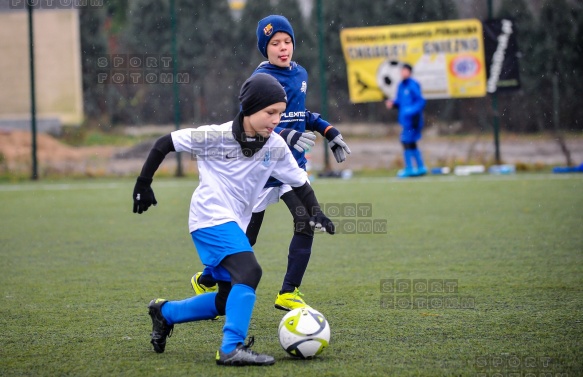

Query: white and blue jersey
253,62,330,188
171,123,308,235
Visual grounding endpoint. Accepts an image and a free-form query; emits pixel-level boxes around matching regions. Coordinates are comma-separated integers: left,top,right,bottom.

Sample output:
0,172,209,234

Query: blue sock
161,293,219,325
221,284,256,353
412,149,425,169
403,149,414,170
282,234,313,293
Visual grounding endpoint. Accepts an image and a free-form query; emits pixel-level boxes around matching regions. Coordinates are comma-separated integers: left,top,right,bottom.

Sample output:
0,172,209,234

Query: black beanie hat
239,73,287,116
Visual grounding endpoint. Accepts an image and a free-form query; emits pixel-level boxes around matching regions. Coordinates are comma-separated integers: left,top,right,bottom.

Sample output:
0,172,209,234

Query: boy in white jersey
132,73,334,366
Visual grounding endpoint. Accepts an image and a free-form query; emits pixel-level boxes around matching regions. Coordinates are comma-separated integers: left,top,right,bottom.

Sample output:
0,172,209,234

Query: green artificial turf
1,174,581,376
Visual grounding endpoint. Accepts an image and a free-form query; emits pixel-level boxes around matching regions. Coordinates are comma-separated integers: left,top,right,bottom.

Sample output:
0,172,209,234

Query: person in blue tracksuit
385,63,427,177
191,15,351,312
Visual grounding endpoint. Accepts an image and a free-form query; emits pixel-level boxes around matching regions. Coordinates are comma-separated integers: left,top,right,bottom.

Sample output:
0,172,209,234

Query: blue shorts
400,125,422,143
191,221,252,282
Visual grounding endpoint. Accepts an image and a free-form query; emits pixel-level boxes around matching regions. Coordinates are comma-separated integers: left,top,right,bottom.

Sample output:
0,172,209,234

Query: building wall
0,9,83,126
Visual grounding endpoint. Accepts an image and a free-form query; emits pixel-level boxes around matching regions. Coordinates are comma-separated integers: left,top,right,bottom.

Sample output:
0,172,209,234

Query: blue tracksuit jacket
393,78,426,143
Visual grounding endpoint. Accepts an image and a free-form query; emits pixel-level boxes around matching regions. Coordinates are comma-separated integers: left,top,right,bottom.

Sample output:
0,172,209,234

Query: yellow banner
340,19,487,102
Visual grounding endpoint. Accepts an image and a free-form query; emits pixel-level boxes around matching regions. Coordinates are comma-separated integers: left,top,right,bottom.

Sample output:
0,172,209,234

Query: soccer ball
376,59,404,100
278,307,330,359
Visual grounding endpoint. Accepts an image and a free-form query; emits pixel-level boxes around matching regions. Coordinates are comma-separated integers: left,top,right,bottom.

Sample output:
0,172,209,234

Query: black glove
324,127,351,163
132,176,157,214
309,212,335,234
279,129,317,153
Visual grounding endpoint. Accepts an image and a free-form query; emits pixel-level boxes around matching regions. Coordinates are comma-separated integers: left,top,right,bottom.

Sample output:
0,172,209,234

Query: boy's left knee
238,261,262,289
220,252,262,290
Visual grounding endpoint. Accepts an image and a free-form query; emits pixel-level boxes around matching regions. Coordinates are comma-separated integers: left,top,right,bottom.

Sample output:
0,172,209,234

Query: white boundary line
0,180,195,192
0,174,581,192
315,174,583,185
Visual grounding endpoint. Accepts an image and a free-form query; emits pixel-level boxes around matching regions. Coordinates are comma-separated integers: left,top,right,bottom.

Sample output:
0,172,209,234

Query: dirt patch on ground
1,127,582,177
0,129,117,176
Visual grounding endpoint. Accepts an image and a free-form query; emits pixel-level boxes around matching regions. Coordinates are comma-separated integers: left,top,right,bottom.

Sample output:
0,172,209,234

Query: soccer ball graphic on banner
376,59,404,100
278,307,330,359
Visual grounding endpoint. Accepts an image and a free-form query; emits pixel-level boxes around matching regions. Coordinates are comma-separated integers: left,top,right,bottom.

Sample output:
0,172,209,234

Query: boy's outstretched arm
132,134,176,214
291,182,335,234
271,145,335,234
305,111,351,163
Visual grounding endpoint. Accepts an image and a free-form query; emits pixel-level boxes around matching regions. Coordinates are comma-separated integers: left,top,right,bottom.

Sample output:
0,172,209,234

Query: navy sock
198,266,217,287
281,234,313,293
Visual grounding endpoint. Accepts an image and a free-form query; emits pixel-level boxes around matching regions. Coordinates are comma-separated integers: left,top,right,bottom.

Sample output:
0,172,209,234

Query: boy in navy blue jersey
191,15,350,311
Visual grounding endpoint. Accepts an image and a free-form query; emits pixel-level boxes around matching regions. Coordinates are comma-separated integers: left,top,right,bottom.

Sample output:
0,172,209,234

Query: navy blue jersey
253,62,330,188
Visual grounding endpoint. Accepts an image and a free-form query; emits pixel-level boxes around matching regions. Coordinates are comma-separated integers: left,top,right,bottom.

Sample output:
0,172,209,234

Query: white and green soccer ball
278,307,330,359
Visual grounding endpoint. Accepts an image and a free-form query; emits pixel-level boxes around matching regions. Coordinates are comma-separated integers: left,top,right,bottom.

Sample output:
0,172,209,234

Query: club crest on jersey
264,23,273,36
262,151,271,167
301,81,307,93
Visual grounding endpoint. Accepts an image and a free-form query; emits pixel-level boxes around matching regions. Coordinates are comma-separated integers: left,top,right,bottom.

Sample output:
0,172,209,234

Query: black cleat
216,336,275,366
148,298,174,353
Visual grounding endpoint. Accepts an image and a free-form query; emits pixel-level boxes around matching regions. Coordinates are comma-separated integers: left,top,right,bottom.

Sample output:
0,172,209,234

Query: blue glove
324,127,351,163
279,129,317,153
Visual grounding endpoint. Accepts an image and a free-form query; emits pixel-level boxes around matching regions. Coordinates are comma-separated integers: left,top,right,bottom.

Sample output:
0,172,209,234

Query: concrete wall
0,8,83,126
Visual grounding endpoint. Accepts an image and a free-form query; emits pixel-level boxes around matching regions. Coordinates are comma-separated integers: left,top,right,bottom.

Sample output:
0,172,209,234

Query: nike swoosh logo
225,150,238,159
